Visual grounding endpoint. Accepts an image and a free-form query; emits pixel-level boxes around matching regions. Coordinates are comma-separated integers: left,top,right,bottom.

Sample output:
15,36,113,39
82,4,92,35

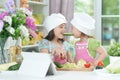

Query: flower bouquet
0,0,37,64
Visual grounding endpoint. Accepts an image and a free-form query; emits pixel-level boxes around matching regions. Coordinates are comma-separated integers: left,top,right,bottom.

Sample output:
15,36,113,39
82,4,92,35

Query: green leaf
107,42,120,56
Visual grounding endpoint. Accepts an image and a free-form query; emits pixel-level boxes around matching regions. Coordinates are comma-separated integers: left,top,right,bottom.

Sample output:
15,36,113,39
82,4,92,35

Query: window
74,0,94,16
101,0,120,45
75,0,120,46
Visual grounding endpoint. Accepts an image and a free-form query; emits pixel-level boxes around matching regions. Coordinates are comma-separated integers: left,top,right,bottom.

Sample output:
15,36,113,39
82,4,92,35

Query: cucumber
8,63,21,71
54,62,63,68
95,66,103,69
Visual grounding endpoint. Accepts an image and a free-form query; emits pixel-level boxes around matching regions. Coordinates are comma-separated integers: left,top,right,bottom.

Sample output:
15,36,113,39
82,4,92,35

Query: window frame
94,0,120,46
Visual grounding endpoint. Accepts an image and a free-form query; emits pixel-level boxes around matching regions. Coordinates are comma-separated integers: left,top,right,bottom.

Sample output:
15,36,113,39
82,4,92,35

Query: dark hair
45,29,55,41
45,29,64,42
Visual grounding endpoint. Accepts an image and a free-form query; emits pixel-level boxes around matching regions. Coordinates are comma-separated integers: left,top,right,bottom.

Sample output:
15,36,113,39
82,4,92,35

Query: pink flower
26,16,36,31
0,12,9,20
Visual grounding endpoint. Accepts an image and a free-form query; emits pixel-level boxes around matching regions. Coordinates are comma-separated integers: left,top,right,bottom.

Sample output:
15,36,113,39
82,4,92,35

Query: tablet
18,52,56,78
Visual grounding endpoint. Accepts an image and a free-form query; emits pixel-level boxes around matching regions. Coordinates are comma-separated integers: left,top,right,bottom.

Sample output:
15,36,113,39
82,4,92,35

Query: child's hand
93,61,104,68
93,61,98,67
52,48,67,60
59,52,67,60
95,61,104,69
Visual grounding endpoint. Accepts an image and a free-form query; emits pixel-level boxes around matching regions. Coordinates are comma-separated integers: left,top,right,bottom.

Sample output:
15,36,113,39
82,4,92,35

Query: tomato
84,63,91,68
97,61,104,67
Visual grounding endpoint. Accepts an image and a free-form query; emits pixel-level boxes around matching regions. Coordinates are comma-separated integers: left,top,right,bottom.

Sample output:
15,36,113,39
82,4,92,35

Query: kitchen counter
0,70,116,80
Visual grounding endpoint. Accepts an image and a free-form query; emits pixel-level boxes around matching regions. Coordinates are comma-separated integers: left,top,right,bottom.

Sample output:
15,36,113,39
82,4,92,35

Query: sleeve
38,39,49,52
88,38,100,50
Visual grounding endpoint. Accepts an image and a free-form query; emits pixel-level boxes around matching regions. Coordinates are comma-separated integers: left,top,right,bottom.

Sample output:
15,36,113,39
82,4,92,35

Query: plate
94,68,120,79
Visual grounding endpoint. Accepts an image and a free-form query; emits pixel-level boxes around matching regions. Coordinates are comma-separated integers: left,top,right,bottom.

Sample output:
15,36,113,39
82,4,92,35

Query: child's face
71,26,81,38
54,23,66,39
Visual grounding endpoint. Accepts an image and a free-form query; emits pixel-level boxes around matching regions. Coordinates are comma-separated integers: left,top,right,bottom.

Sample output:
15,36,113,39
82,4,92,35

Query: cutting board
56,66,94,71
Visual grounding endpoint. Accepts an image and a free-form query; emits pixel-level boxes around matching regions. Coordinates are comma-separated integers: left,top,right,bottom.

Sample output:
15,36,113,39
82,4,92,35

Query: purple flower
5,0,16,14
26,16,36,31
0,20,4,32
0,12,9,20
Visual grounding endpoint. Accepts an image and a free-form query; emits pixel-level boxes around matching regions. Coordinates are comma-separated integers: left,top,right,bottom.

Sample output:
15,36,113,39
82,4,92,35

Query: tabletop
0,70,118,80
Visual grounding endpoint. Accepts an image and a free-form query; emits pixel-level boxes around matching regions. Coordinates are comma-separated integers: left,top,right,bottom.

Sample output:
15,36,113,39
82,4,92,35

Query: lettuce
106,59,120,74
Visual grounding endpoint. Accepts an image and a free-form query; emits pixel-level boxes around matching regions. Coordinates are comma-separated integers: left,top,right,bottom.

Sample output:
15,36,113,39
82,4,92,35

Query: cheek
73,30,80,38
54,29,58,36
54,30,61,37
72,29,77,34
54,31,58,36
72,29,75,33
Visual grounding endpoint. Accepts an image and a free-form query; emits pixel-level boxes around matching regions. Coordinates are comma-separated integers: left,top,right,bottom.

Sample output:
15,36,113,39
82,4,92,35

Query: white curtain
49,0,74,32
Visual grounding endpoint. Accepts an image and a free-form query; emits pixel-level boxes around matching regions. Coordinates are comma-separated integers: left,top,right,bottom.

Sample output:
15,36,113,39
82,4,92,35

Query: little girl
70,13,107,66
38,13,73,64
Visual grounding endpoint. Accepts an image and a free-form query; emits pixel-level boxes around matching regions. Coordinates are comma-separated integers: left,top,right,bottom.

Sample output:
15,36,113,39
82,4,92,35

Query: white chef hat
43,13,67,33
71,13,95,36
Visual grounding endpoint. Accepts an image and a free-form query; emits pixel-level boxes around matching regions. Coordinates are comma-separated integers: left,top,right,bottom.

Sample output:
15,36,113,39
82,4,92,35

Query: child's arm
94,46,107,66
40,48,49,53
67,51,73,63
38,39,50,53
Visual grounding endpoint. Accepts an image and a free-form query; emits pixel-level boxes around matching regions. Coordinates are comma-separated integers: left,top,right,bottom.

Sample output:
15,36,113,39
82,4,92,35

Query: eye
59,24,66,29
60,26,63,28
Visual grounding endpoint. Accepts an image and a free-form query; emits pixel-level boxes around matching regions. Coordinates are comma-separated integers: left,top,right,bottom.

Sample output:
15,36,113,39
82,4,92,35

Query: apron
49,42,67,64
75,42,94,63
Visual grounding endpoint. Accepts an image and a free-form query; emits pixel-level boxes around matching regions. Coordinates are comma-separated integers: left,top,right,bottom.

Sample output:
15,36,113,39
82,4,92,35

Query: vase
0,37,22,64
0,37,8,64
109,56,120,64
16,37,22,47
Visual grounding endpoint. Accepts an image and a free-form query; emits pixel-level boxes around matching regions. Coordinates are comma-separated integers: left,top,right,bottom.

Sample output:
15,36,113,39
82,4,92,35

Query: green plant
107,42,120,56
0,5,37,64
0,8,36,39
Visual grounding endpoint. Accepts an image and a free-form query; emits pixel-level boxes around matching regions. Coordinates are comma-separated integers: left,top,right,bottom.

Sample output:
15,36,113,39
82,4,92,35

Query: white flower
6,26,15,34
0,20,4,32
19,8,32,16
19,25,29,38
3,16,12,25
